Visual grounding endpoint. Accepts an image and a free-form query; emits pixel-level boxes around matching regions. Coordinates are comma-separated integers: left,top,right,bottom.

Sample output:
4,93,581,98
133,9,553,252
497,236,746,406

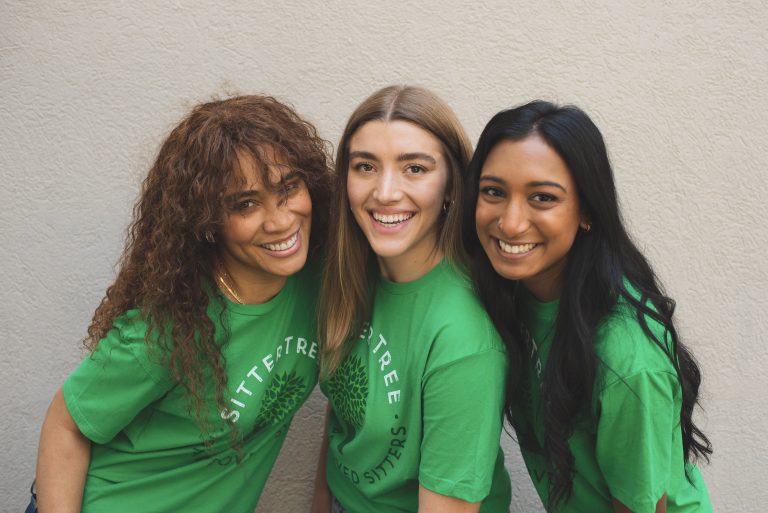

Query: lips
259,231,299,252
497,239,538,254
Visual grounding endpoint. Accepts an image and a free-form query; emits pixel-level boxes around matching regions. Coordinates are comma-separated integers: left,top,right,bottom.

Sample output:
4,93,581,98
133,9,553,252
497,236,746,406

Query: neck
521,263,566,302
377,249,444,283
216,258,287,305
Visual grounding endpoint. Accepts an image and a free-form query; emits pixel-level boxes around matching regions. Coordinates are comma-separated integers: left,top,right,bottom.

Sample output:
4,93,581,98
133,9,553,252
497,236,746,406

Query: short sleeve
596,370,680,513
63,311,175,444
419,349,507,503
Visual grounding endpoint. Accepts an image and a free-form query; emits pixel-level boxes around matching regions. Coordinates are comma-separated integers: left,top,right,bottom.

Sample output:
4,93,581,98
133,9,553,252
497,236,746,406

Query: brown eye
480,186,504,198
531,193,556,202
353,163,374,172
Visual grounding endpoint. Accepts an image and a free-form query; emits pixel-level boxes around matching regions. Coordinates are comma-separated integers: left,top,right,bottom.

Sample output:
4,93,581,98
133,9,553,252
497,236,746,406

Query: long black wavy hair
463,100,711,507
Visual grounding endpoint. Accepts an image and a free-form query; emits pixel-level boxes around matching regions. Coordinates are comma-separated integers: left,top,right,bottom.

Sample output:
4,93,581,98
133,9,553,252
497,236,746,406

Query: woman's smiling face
218,150,312,289
475,134,585,301
346,120,449,281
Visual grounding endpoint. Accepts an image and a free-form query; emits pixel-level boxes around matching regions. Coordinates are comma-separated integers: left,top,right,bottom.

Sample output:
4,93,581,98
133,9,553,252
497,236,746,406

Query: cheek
220,216,254,245
295,190,313,218
474,202,496,236
345,177,366,210
543,209,580,248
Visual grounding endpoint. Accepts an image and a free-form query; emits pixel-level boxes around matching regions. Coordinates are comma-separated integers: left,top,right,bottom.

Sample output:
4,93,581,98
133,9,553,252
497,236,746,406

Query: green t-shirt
63,264,321,513
514,286,712,513
321,260,511,513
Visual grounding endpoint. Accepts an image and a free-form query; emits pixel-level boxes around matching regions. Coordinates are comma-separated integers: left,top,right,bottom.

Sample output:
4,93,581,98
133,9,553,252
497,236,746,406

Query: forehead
232,148,292,189
349,120,443,156
482,135,573,184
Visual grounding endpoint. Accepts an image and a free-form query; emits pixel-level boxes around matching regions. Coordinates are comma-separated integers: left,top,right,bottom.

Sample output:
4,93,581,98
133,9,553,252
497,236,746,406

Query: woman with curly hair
465,101,711,512
312,86,511,513
32,95,332,513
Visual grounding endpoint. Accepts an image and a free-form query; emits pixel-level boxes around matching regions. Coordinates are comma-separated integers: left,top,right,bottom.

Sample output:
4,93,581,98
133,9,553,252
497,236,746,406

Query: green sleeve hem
608,486,666,513
418,472,489,504
62,378,113,444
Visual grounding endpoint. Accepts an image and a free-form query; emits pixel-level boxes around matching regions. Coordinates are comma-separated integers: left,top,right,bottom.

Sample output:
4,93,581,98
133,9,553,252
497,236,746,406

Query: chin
487,261,527,281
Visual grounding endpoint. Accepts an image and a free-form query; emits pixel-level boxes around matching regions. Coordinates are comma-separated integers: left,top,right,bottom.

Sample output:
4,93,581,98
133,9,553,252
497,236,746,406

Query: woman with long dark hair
312,85,511,513
32,95,332,513
464,101,712,513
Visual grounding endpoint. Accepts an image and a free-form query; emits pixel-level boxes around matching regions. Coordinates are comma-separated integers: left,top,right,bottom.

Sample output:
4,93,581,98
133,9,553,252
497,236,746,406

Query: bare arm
35,387,91,513
612,493,667,513
418,485,481,513
311,402,332,513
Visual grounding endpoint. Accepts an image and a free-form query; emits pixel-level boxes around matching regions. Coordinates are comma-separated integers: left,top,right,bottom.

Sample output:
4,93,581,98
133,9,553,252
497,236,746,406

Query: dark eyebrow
479,176,567,192
397,152,437,165
349,151,437,166
478,175,505,185
528,180,567,192
224,170,303,202
225,189,260,203
349,151,377,161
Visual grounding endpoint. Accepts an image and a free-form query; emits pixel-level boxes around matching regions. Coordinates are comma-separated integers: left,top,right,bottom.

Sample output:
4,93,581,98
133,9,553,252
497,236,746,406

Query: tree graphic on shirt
328,354,368,453
254,371,306,429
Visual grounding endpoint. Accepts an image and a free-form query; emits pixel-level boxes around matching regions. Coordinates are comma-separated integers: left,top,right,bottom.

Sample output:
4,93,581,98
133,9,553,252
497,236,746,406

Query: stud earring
580,222,592,232
205,231,215,243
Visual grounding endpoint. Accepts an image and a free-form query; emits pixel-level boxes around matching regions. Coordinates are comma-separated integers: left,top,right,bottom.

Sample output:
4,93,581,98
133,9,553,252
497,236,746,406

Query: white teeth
372,212,413,224
261,232,298,251
498,240,537,254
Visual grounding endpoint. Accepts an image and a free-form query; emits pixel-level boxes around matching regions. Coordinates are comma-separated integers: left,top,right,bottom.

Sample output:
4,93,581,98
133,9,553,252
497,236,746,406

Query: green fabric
514,286,712,513
63,264,321,513
321,260,511,513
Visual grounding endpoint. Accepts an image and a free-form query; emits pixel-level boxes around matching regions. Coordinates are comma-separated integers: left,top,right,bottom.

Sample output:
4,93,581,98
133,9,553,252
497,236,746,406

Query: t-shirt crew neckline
218,274,296,316
518,285,559,326
376,258,449,295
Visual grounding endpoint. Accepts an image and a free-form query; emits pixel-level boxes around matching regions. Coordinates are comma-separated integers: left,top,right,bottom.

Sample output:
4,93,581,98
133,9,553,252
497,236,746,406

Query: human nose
262,198,293,233
372,169,403,203
497,200,530,238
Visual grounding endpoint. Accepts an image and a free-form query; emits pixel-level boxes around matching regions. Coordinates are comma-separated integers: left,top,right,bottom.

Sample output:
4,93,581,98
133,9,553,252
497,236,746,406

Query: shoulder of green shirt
594,288,678,390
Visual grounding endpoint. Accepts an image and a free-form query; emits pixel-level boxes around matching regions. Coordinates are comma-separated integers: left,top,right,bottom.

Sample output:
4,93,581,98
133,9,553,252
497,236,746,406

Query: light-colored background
2,1,766,511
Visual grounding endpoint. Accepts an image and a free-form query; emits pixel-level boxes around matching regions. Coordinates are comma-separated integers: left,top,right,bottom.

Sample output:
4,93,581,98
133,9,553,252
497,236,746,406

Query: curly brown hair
85,95,332,435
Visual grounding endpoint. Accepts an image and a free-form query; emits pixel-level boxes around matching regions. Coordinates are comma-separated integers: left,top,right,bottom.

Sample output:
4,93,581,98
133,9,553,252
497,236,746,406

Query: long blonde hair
319,85,472,377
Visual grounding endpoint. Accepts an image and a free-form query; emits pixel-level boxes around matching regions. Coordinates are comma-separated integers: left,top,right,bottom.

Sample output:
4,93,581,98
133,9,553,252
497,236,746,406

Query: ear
579,214,592,232
578,207,592,230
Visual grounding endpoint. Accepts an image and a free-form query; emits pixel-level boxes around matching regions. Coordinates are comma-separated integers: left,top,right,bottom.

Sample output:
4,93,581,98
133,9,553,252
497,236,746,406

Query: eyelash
531,192,557,202
351,163,429,174
284,180,302,193
479,187,559,205
235,199,257,211
353,162,374,173
480,186,504,198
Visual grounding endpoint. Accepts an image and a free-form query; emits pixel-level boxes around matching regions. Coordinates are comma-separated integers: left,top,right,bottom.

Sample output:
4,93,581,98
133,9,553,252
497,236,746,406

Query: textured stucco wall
2,1,766,511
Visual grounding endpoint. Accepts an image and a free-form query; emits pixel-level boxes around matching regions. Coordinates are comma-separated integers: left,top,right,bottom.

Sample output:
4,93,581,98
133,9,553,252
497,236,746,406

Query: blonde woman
313,86,511,513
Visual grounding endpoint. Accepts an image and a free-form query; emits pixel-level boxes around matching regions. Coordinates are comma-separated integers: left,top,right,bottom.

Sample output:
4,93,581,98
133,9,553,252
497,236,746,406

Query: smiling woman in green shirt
465,100,712,513
32,95,333,513
312,85,511,513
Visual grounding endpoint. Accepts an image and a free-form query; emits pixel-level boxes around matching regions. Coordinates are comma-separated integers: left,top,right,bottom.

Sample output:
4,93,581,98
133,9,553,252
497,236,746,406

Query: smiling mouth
260,231,299,252
497,239,538,254
371,212,414,226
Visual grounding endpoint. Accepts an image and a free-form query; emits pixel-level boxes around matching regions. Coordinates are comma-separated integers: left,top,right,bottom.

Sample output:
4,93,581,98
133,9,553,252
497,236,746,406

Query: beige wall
3,1,766,511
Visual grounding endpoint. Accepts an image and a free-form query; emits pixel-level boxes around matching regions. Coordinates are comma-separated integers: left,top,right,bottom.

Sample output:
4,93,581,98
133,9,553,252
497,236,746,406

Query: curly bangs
164,95,333,254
